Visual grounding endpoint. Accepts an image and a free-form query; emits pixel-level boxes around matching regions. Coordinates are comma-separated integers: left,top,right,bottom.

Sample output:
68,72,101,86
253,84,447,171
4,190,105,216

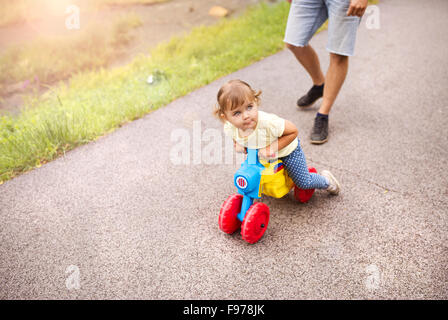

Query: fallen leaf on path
209,6,229,18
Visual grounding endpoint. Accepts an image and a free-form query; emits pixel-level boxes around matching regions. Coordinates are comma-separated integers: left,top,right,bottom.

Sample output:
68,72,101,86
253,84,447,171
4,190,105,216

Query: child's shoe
321,170,340,195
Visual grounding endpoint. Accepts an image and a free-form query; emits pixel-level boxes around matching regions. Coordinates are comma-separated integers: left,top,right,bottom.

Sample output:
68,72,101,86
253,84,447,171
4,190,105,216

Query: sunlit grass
0,12,143,95
0,0,167,27
0,2,290,183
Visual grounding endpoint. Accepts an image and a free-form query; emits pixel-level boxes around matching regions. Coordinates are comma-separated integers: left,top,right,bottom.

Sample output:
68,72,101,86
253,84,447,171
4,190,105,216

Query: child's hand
259,144,278,159
234,141,247,154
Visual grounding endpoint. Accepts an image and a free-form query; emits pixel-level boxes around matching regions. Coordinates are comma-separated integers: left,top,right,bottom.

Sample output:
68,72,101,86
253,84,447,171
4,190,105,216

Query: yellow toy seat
259,159,294,198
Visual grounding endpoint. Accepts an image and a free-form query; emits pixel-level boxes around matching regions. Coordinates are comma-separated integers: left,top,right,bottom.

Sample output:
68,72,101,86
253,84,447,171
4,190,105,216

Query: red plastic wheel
294,167,317,203
241,202,270,244
219,194,243,234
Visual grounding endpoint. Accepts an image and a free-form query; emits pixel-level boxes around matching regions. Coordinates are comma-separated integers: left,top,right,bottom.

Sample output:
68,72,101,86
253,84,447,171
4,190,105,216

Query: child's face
223,100,258,131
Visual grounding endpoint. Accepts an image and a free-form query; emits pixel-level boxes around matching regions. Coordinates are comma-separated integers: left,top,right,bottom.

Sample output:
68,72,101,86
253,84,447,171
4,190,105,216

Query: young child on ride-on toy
214,79,340,198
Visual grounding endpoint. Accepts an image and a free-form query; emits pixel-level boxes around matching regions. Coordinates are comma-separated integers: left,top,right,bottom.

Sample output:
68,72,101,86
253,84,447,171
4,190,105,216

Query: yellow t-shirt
223,110,298,158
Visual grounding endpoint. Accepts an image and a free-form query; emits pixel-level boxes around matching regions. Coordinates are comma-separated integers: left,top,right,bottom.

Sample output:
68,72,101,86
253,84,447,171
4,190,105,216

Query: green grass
0,12,143,95
0,0,378,183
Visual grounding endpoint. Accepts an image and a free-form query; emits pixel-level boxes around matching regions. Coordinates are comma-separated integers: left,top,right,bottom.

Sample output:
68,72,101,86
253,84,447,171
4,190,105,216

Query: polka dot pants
279,143,329,190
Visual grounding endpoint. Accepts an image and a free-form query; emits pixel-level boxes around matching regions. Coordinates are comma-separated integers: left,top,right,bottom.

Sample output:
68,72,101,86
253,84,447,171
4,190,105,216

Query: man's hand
347,0,368,17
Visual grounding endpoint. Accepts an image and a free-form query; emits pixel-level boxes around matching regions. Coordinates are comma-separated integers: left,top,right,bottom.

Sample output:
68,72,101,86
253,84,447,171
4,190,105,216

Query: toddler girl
214,79,340,195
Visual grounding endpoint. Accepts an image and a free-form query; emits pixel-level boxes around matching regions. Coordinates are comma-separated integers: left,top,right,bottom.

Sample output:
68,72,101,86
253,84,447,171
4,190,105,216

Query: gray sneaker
321,170,340,195
310,115,328,144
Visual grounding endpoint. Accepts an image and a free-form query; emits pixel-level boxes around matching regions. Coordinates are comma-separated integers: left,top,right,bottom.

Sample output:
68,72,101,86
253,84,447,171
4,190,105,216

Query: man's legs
319,52,348,115
286,43,349,112
284,0,359,144
287,44,349,143
286,43,325,86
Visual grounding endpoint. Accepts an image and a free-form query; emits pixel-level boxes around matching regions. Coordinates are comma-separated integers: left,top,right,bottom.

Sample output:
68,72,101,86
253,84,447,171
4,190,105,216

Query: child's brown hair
213,79,262,123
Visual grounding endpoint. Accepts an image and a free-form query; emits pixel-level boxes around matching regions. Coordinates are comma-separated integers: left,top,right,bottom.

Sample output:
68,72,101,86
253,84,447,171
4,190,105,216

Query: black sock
316,112,328,119
312,83,324,90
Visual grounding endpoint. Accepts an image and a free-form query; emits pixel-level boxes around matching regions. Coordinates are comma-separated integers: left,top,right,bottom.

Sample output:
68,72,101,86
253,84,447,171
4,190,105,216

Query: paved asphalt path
1,0,447,299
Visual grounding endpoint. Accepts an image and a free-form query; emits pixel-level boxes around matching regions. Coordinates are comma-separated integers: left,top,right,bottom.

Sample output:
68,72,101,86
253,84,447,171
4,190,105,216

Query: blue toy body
233,149,264,222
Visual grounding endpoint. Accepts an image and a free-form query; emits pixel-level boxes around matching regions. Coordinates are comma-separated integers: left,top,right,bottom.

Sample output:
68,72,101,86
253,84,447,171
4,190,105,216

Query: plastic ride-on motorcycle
218,148,316,244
